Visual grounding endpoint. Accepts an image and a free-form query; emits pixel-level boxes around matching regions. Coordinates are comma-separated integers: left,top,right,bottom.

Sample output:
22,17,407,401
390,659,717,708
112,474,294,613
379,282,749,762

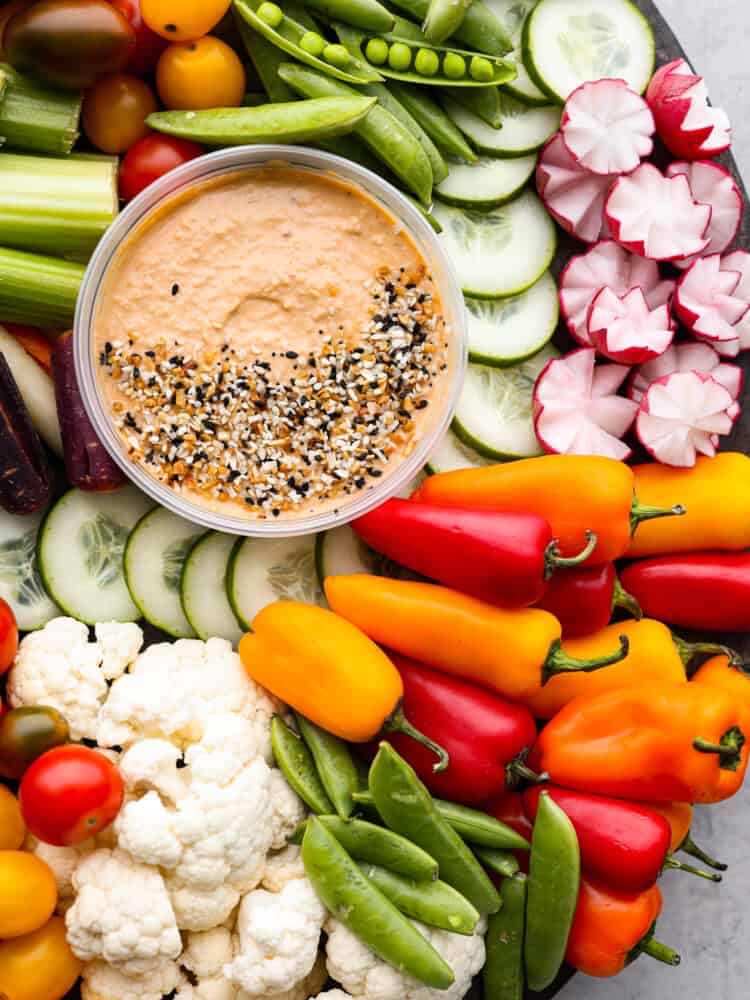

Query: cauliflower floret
311,993,354,1000
224,878,325,996
176,927,238,1000
81,958,181,1000
268,769,306,851
168,882,242,934
66,848,181,975
118,738,190,804
240,952,329,1000
116,791,182,868
7,617,107,740
325,916,486,1000
95,621,144,680
262,846,305,892
24,835,94,914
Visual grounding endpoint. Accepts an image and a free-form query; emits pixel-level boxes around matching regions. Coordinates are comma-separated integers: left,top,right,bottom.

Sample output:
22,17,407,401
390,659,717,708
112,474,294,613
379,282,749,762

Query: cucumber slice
441,86,502,129
426,428,494,474
453,344,559,459
484,0,549,105
228,535,324,630
522,0,655,104
433,190,556,299
435,154,536,209
181,532,244,645
0,506,59,630
467,270,559,366
315,526,410,584
444,94,560,157
124,507,204,638
38,486,153,625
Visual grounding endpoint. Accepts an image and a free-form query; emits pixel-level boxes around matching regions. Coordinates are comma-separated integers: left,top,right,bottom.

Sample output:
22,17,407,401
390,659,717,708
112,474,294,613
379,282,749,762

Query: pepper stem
630,495,686,536
693,726,746,772
542,634,630,686
673,634,741,668
506,750,548,789
384,707,450,773
612,577,643,620
680,834,728,872
543,530,598,579
662,856,723,882
641,939,682,967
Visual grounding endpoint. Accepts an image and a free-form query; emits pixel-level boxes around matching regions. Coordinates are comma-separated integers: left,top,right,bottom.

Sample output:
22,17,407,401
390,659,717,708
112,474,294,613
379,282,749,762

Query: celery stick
0,247,84,329
0,64,81,156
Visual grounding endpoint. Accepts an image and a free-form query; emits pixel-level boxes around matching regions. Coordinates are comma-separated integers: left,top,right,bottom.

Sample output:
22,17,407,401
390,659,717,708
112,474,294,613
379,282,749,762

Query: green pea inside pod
414,48,440,76
442,52,466,79
365,37,390,65
300,31,328,56
388,41,413,71
469,55,494,82
324,43,352,67
0,706,70,780
257,1,284,26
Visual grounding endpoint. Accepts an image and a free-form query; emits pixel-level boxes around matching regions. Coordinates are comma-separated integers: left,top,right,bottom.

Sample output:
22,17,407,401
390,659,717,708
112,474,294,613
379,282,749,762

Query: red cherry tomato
119,132,203,201
109,0,166,74
0,599,18,677
20,745,124,846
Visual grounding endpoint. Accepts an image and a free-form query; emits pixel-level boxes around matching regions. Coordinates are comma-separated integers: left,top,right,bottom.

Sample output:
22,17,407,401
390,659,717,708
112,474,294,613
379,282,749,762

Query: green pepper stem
612,577,643,620
662,856,723,882
543,530,598,579
385,708,450,773
630,496,686,536
641,939,681,967
506,751,548,789
542,634,630,686
693,726,746,772
673,634,741,668
679,834,728,872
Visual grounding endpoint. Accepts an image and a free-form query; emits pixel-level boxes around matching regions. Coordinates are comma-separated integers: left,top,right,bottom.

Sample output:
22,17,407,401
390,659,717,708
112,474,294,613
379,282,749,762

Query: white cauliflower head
261,846,306,893
268,769,306,851
81,957,181,1000
176,927,237,1000
94,622,144,680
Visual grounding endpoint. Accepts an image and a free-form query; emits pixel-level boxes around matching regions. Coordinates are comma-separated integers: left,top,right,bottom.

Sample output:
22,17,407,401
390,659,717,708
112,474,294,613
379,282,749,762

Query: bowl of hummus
75,146,467,536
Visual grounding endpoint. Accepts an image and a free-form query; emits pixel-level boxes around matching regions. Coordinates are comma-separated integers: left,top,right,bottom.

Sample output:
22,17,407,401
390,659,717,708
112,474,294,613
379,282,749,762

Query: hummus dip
94,165,450,520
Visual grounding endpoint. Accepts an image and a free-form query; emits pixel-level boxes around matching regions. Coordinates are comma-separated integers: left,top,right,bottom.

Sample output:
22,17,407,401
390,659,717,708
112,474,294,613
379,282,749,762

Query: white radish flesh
561,78,655,175
666,161,743,268
536,132,615,244
646,59,731,161
720,250,750,354
628,342,743,404
587,286,673,364
674,254,748,349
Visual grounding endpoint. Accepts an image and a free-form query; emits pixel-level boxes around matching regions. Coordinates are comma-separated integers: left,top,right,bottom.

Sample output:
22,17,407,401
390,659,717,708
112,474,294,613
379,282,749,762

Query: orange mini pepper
414,455,683,564
566,877,679,978
628,453,750,557
324,575,629,703
690,655,750,803
641,801,727,872
238,601,449,769
532,681,746,803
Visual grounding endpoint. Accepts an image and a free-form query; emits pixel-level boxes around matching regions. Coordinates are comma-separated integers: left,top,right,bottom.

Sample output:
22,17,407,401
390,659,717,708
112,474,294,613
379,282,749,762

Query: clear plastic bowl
74,145,467,537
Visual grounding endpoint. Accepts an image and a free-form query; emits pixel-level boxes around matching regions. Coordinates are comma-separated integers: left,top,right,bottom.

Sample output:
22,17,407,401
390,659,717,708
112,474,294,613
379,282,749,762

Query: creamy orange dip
94,165,450,520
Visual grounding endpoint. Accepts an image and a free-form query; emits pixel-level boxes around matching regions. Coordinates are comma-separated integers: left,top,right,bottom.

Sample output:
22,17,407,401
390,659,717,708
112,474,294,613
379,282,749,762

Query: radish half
628,341,743,405
561,78,655,176
721,250,750,354
646,59,732,161
587,286,673,364
536,132,616,244
673,254,749,351
666,161,743,268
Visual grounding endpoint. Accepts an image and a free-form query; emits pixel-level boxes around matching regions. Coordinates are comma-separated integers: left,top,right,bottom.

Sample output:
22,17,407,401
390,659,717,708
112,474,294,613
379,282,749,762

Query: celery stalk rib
0,247,84,329
0,64,81,156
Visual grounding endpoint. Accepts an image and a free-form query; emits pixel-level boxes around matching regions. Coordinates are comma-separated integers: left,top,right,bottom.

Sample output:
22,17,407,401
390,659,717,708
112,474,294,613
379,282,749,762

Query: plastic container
74,145,467,537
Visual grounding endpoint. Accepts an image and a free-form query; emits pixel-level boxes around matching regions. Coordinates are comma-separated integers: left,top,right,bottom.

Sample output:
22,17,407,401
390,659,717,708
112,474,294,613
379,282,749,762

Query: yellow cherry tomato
0,851,57,938
0,916,83,1000
0,786,25,850
141,0,233,41
83,73,158,154
156,36,245,110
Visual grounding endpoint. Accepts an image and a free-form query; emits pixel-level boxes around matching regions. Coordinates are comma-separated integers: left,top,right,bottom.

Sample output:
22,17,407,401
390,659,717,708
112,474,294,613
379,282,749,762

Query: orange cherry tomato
0,786,25,850
141,0,232,41
0,916,83,1000
83,72,157,153
156,35,245,110
0,852,57,938
0,598,18,677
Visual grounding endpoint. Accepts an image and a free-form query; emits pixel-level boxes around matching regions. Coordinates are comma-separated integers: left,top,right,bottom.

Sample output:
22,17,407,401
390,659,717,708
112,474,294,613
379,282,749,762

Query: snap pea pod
244,91,268,106
295,713,360,819
315,133,385,173
423,0,473,45
358,862,480,934
302,817,455,989
407,196,443,233
484,875,527,1000
386,0,513,55
441,84,502,126
235,0,383,83
301,0,395,32
290,815,440,880
236,18,297,101
146,97,377,146
353,789,530,850
278,61,433,204
389,81,476,160
524,791,581,993
271,716,334,814
369,744,501,915
474,845,521,878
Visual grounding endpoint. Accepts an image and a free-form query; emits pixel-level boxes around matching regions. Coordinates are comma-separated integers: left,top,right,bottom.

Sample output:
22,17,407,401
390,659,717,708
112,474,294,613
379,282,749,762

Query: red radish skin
561,79,655,176
721,250,750,353
666,161,743,268
587,286,673,364
536,133,616,244
646,59,732,161
628,342,743,404
673,255,749,350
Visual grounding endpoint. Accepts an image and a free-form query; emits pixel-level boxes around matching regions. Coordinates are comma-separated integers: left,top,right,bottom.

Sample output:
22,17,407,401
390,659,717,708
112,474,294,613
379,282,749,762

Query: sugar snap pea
295,713,360,819
369,744,501,915
386,0,513,55
315,133,385,173
524,791,581,993
271,716,334,814
389,81,477,160
236,16,297,101
301,0,395,32
423,0,473,45
442,84,502,127
302,817,455,989
278,62,433,204
474,845,521,878
290,815,439,880
358,862,480,934
484,875,527,1000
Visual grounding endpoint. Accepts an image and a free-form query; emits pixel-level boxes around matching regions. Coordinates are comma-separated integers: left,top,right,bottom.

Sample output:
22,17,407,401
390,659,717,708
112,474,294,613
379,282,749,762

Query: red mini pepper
535,563,642,636
484,792,533,873
621,552,750,632
352,499,596,607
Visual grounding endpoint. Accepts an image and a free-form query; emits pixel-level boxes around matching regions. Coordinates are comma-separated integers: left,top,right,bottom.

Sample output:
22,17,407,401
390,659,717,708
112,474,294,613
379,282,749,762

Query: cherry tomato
141,0,232,41
0,852,56,938
0,706,69,781
0,0,33,59
156,35,245,110
119,132,203,201
109,0,167,74
20,745,124,847
4,0,136,90
0,787,25,851
0,598,18,677
0,917,83,1000
83,72,157,153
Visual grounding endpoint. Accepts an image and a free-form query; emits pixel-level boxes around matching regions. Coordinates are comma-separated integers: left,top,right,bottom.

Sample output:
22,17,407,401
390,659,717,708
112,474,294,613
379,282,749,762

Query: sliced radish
665,161,743,268
536,133,616,244
559,240,675,345
560,79,655,176
587,286,673,364
533,347,638,460
605,163,712,261
673,254,748,350
636,370,737,467
646,59,732,161
720,250,750,354
628,341,743,404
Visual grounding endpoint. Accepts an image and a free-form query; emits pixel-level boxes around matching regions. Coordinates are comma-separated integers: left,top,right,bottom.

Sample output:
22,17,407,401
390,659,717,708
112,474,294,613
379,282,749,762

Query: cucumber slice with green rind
0,506,59,630
426,428,494,474
435,154,536,209
124,507,204,639
181,532,244,645
453,344,559,459
444,94,560,157
38,486,153,625
484,0,549,105
228,535,325,630
522,0,655,104
467,271,559,366
432,190,557,299
315,526,411,585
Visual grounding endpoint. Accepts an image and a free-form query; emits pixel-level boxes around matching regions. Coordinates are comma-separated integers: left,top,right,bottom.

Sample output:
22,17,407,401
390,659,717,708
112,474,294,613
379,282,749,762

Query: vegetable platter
0,0,747,999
